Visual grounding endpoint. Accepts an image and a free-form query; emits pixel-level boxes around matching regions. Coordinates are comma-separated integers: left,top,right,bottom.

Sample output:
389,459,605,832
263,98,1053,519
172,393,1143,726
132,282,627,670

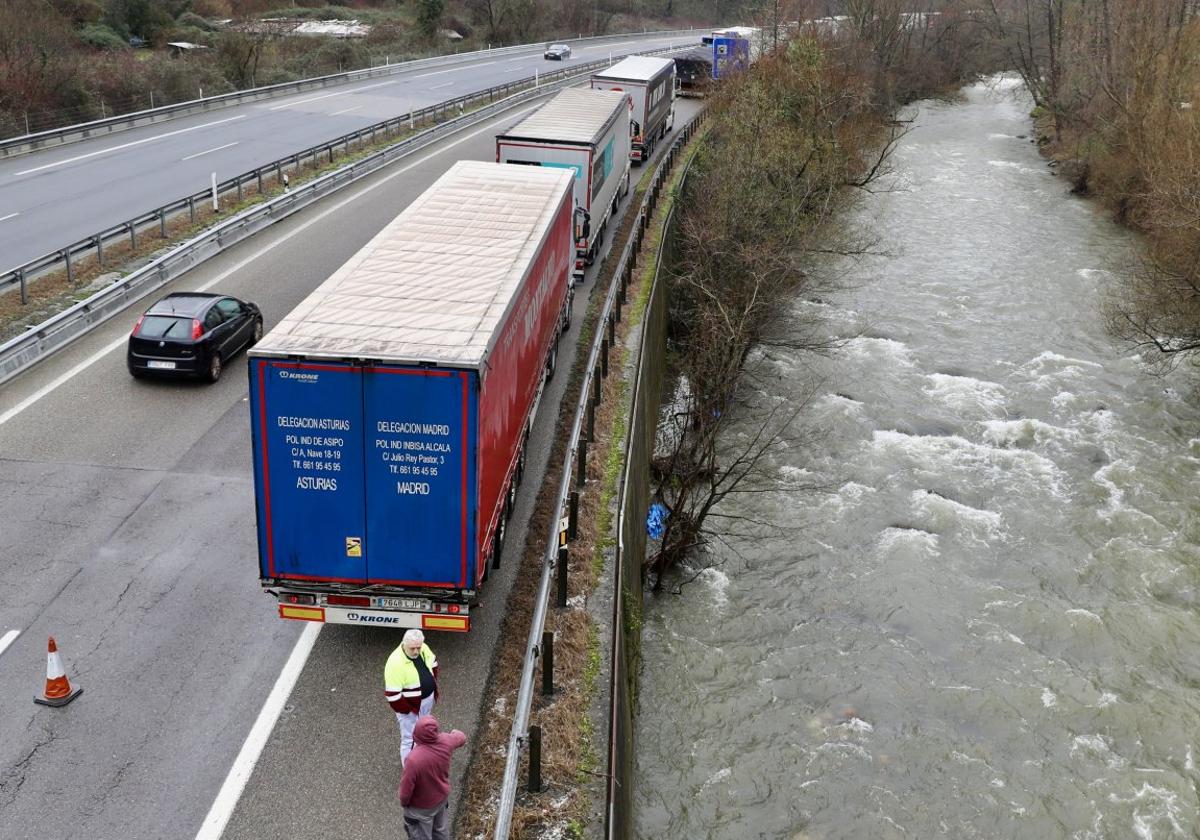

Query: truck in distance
497,87,632,284
248,160,575,632
590,55,676,165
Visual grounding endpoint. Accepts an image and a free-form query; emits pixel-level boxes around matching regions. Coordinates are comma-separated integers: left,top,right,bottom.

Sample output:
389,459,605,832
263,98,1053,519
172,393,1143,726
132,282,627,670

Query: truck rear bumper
278,603,470,632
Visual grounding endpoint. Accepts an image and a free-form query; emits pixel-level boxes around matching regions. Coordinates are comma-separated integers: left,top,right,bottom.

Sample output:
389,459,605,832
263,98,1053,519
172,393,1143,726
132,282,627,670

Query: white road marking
0,103,541,428
0,212,18,222
430,81,455,90
182,142,239,162
330,105,362,116
267,79,396,112
15,116,247,176
0,629,19,658
412,60,496,78
193,621,321,840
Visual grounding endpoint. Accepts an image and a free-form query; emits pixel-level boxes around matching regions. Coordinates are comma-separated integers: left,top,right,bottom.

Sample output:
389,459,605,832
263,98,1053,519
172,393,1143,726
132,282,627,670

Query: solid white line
430,82,455,90
0,102,541,428
0,629,19,658
15,116,247,176
193,621,321,840
0,212,18,222
182,142,239,162
267,79,396,112
330,105,362,116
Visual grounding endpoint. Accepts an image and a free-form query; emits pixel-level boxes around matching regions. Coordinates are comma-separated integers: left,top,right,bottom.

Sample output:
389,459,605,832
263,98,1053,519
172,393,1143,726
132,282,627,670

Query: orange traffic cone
34,636,83,707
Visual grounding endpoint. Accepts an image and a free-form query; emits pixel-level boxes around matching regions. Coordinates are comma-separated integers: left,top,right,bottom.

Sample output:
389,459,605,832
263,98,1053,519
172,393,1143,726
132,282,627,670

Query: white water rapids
633,78,1200,839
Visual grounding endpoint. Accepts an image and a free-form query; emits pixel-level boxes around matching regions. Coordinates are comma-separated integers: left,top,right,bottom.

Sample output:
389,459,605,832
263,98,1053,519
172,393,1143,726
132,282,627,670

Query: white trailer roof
253,161,571,367
593,54,675,83
499,88,628,146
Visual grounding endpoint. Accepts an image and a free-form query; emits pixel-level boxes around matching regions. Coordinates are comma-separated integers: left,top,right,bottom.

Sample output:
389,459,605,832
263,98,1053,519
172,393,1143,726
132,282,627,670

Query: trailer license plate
148,360,176,370
377,597,430,611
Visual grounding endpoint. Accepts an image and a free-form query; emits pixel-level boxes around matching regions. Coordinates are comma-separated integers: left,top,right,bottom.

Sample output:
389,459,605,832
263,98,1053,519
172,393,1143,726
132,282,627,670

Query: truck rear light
448,604,461,614
327,594,370,607
283,593,316,605
575,259,584,270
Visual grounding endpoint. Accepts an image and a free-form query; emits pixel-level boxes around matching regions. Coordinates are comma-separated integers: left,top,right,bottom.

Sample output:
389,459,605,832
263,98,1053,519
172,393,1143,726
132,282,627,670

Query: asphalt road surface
0,32,701,272
0,84,701,840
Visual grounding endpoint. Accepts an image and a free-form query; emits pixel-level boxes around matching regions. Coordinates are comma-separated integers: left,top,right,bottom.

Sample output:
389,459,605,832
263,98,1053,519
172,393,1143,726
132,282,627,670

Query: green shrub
78,24,129,50
177,11,216,31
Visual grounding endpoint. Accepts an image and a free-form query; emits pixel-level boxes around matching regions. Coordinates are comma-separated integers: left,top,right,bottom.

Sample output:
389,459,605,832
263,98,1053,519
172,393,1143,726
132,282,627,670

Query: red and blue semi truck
248,160,575,632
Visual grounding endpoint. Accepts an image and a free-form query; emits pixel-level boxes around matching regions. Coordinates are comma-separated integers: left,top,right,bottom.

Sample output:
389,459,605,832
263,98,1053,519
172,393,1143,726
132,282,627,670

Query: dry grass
454,149,694,839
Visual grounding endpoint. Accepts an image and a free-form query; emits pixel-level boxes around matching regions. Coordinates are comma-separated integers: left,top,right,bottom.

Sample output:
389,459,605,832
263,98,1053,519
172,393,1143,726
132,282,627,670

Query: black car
543,43,571,60
127,292,262,382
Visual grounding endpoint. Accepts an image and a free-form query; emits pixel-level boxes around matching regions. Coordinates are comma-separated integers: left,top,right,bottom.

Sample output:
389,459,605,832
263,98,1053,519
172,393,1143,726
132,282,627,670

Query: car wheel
128,365,144,380
250,318,263,346
207,353,223,383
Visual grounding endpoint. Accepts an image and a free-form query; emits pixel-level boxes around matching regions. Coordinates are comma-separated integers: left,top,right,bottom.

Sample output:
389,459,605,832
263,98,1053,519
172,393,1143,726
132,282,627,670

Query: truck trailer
248,160,575,632
497,87,632,284
590,55,676,165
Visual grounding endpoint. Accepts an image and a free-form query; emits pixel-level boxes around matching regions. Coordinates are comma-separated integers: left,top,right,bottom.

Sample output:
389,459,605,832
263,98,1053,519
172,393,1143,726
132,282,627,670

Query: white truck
497,87,632,284
590,55,676,165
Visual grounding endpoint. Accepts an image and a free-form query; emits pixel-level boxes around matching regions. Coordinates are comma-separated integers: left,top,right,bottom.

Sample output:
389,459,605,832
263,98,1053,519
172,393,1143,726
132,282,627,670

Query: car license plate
148,360,176,370
376,597,430,611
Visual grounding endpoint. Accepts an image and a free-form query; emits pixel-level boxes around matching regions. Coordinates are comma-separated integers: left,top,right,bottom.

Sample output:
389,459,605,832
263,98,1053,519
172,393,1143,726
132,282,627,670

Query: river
633,77,1200,839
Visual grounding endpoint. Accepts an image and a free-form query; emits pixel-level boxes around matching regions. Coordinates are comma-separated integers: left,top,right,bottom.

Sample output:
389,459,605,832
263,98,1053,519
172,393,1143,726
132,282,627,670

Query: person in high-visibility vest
385,629,439,765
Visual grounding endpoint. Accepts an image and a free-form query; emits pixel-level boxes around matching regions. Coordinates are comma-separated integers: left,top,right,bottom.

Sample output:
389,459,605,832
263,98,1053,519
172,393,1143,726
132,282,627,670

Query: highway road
0,31,700,273
0,78,701,838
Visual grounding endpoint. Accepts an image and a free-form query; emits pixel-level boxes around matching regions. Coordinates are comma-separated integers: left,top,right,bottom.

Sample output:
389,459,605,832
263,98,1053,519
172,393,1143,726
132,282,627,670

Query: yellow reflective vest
384,643,438,714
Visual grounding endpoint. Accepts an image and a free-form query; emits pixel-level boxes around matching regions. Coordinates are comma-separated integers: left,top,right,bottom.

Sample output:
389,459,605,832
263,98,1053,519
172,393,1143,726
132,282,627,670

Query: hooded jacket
398,716,467,809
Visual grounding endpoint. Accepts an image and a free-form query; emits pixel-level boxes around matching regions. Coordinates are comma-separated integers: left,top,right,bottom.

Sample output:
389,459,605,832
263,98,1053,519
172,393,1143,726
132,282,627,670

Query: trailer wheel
562,293,573,334
545,340,558,382
492,520,505,569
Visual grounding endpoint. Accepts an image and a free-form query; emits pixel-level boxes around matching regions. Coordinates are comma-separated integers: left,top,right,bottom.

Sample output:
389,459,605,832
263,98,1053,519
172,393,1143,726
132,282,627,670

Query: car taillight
191,319,203,340
131,315,144,336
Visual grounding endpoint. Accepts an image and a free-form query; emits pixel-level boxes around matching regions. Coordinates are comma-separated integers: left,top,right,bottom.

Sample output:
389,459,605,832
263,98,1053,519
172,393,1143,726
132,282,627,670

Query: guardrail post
568,491,579,541
586,401,595,442
188,196,196,224
576,441,587,488
257,169,264,194
158,208,166,238
608,313,616,346
95,236,104,269
556,546,569,608
18,266,27,305
592,365,602,406
601,336,609,378
528,726,542,793
542,630,554,695
129,222,137,251
236,178,243,203
63,248,73,285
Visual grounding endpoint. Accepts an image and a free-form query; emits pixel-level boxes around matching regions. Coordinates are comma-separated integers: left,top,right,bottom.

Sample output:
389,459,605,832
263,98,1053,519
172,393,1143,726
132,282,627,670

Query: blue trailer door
250,359,366,581
363,367,478,588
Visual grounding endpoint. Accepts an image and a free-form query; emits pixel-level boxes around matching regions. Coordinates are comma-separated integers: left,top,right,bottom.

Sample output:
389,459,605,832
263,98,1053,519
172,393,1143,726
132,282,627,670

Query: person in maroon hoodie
398,715,467,840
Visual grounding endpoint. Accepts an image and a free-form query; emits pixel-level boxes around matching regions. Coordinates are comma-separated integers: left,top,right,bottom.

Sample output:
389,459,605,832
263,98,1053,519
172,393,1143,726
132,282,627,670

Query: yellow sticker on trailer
279,605,325,622
423,615,469,632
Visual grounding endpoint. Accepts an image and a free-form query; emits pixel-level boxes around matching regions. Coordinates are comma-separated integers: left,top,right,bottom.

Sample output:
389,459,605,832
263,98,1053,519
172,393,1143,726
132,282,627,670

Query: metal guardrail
0,58,677,387
491,110,705,840
0,46,682,304
0,29,703,159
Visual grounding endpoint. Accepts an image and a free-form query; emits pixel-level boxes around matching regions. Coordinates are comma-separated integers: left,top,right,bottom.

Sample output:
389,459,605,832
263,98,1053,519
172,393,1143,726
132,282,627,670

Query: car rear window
138,315,191,338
